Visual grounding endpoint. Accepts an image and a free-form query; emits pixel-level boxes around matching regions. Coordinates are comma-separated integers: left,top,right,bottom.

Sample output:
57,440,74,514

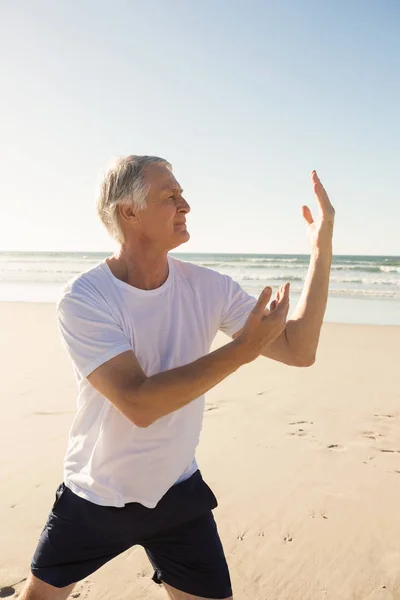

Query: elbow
126,384,155,428
295,354,316,368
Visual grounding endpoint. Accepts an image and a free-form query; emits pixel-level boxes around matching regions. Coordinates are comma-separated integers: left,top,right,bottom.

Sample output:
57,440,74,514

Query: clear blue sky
1,0,399,255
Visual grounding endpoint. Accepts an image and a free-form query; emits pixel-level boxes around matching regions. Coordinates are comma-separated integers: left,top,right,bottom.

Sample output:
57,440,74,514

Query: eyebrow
161,186,184,195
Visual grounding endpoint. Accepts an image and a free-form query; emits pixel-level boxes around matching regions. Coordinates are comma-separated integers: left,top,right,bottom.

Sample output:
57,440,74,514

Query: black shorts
31,470,232,599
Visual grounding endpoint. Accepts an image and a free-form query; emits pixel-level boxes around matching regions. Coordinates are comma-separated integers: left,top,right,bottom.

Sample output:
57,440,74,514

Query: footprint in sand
136,567,151,579
362,430,384,441
372,414,399,436
327,444,346,451
288,428,307,437
374,414,397,419
70,579,92,599
309,510,328,520
287,421,315,440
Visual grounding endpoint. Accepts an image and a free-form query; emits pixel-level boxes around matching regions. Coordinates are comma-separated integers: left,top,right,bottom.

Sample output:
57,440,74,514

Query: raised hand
235,283,290,363
302,171,335,251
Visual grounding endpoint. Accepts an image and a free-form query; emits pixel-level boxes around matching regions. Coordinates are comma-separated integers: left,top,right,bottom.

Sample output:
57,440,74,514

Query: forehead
144,163,181,194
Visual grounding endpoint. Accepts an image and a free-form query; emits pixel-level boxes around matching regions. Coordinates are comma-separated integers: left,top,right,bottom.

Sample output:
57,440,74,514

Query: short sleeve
219,275,257,337
57,291,132,379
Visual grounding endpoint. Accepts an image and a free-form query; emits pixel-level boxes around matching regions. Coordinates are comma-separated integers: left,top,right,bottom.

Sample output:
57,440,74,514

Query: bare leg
164,582,233,600
19,574,75,600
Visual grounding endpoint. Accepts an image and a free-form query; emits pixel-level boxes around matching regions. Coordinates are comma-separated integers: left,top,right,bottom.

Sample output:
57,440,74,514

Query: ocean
0,251,399,325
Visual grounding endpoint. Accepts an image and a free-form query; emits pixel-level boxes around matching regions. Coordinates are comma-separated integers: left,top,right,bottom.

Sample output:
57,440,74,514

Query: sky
0,0,399,255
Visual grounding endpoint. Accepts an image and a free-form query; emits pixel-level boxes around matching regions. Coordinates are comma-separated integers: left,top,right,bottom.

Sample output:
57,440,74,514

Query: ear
118,203,139,226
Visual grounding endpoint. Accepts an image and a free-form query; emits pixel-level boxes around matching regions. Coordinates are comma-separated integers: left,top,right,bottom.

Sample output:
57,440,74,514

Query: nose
179,196,191,214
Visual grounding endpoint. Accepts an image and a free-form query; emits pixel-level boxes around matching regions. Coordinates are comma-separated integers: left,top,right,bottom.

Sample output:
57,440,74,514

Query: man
21,155,335,600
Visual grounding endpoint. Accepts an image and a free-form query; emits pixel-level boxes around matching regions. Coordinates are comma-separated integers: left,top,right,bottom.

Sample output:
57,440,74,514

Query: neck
107,242,170,290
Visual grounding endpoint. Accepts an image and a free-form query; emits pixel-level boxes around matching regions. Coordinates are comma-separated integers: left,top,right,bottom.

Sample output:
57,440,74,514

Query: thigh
144,511,232,600
31,484,133,587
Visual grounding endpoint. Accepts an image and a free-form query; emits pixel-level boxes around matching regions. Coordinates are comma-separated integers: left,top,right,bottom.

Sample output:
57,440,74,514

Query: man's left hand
302,171,335,251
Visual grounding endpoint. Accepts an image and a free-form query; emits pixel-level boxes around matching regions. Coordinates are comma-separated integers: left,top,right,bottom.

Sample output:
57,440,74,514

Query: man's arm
234,171,335,367
88,284,290,428
261,246,332,366
88,342,245,428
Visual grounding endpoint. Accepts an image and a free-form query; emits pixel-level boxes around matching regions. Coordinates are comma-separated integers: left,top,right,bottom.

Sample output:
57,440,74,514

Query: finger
302,205,314,225
276,283,290,317
278,282,290,305
270,300,277,311
252,286,272,315
283,281,290,297
272,290,290,322
310,170,333,215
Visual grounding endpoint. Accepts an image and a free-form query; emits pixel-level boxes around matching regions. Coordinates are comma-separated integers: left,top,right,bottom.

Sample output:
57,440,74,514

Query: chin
169,230,190,251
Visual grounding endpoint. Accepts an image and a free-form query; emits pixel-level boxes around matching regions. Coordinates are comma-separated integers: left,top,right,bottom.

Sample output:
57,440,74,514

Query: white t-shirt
57,256,256,508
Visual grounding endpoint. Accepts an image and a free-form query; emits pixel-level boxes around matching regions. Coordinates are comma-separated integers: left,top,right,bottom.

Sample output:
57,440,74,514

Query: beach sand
1,302,399,600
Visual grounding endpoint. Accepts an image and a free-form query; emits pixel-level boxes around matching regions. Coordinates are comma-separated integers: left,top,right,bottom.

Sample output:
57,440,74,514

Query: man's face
135,164,191,251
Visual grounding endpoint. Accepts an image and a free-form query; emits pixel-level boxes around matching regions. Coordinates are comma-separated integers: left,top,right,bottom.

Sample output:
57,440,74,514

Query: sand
1,301,400,600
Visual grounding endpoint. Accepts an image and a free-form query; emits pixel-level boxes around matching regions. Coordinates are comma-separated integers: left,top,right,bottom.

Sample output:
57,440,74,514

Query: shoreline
1,297,399,327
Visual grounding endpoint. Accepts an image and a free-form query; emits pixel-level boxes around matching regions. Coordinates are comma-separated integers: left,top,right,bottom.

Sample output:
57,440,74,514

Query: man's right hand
234,283,290,363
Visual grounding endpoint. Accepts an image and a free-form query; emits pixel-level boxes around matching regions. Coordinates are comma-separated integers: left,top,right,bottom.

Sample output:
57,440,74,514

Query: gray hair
97,155,172,242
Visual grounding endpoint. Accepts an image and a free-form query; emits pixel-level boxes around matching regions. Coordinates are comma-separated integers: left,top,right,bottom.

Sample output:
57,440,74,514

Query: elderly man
21,156,335,600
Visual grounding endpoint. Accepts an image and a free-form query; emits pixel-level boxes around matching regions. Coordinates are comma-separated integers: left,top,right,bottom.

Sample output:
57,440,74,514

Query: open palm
302,171,335,250
267,171,335,313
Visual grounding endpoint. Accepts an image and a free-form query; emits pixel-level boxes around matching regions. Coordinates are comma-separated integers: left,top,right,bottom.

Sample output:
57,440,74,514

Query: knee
19,574,75,600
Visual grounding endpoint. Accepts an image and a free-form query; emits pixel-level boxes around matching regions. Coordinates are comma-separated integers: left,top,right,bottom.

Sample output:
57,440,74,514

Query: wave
239,275,304,282
329,277,400,287
331,265,400,273
0,267,84,275
240,282,400,299
198,261,400,273
4,261,399,275
328,288,400,299
381,266,400,273
198,261,308,270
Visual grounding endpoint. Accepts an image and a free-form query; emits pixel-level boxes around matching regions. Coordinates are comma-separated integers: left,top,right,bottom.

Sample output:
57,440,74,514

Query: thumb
302,205,314,225
252,287,272,315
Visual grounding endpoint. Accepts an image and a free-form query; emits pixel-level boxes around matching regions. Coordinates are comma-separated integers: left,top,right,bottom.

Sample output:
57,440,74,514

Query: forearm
286,243,333,362
130,340,245,427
